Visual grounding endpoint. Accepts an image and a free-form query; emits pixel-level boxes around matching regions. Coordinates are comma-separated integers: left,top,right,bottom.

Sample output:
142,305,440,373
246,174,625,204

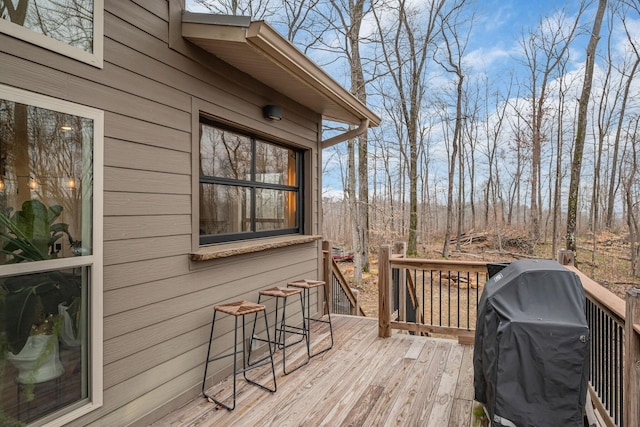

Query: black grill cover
473,259,589,427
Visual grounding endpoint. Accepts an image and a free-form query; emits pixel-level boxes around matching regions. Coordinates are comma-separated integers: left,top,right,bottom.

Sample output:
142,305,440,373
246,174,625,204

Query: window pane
200,124,252,180
199,183,251,235
255,189,297,231
0,100,93,262
0,266,89,424
255,140,297,186
0,0,94,53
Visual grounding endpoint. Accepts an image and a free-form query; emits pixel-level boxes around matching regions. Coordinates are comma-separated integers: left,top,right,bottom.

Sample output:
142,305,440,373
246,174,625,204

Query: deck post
557,249,575,266
394,242,407,322
352,288,360,316
379,245,392,337
322,240,332,315
624,288,640,427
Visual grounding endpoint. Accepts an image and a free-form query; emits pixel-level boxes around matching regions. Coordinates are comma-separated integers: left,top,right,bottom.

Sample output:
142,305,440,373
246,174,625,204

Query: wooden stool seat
259,287,302,298
214,300,266,316
287,279,325,289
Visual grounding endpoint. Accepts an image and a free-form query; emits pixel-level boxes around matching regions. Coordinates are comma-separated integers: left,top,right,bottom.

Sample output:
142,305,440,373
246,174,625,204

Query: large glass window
0,0,103,67
199,120,302,245
0,85,102,425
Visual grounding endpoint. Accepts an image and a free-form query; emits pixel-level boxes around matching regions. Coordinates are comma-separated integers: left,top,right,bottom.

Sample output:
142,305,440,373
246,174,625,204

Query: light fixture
262,105,282,121
0,178,5,191
28,177,38,190
67,177,77,189
60,125,73,131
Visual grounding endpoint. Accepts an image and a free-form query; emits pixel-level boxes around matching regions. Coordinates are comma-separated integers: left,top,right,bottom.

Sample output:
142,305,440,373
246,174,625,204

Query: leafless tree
606,1,640,228
516,3,586,247
372,0,465,256
566,0,608,254
435,7,470,256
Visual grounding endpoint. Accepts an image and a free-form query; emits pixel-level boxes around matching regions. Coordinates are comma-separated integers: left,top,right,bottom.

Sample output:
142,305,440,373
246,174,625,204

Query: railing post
557,249,575,266
625,288,640,427
379,245,391,337
322,240,332,315
352,288,359,316
394,242,407,322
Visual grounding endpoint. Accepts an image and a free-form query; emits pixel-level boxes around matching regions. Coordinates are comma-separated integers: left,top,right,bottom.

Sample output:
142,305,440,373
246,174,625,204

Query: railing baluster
456,271,460,328
430,270,434,325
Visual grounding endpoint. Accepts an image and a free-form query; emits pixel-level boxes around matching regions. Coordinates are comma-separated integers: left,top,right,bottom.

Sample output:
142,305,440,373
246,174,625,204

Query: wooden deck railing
322,240,366,316
377,243,640,427
378,243,489,343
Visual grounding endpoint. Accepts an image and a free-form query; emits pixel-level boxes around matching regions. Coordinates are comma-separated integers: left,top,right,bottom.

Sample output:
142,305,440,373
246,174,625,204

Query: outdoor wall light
263,105,282,121
0,178,5,191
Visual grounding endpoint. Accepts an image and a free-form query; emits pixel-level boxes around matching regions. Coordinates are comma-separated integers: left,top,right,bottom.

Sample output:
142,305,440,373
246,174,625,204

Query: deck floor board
150,315,475,427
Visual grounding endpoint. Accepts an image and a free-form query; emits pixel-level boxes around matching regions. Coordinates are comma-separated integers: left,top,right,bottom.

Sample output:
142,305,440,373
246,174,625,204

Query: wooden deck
151,315,477,427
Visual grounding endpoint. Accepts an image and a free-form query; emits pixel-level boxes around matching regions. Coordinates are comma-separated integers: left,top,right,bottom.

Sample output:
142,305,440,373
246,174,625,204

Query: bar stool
201,300,277,411
249,286,309,374
288,279,334,358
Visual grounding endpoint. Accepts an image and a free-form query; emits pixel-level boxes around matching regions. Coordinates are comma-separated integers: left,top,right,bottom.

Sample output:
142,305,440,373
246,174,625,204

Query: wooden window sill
189,235,323,261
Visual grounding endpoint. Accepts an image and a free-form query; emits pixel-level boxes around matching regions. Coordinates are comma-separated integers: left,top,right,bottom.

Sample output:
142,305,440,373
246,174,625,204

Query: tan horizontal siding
104,192,191,216
105,138,191,173
104,215,191,241
1,1,325,425
104,245,318,316
103,255,188,291
0,48,191,131
104,234,192,265
106,1,169,43
105,113,191,152
104,166,190,194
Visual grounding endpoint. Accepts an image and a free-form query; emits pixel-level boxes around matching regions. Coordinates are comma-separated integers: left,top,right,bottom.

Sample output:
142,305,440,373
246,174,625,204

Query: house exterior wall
0,1,325,425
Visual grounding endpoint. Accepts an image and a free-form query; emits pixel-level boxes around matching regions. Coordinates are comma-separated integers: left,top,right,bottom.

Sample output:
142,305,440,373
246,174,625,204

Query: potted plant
0,200,81,392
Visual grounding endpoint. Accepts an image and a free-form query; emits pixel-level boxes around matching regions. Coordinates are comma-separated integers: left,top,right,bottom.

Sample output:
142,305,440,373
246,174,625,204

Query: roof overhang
182,12,381,129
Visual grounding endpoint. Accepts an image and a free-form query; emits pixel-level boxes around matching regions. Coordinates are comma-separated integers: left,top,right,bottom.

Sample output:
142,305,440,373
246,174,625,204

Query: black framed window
199,119,302,245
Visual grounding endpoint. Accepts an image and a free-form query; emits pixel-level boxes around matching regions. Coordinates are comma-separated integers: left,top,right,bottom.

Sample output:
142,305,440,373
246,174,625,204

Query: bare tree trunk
552,84,565,258
438,6,467,257
348,0,370,272
623,119,639,276
346,137,362,286
567,0,607,253
606,11,640,228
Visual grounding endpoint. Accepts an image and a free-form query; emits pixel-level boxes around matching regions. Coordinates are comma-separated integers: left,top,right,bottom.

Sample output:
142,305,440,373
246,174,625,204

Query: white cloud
463,46,512,71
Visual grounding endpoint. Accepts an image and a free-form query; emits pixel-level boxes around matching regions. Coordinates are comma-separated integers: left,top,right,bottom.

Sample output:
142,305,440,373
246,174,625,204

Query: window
0,84,103,425
0,0,104,67
199,119,302,245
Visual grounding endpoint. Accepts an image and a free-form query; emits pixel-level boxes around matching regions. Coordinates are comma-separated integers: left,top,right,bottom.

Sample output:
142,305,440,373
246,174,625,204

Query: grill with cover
473,259,589,427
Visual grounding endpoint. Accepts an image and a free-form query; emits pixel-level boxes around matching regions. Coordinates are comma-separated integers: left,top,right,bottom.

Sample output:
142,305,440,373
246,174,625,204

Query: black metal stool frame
248,288,309,375
201,305,277,411
288,280,334,358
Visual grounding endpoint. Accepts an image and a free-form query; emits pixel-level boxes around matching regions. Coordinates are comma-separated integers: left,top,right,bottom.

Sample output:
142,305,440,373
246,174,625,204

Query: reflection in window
255,188,297,231
0,96,94,424
2,267,90,423
0,101,93,261
0,0,95,53
199,120,302,244
200,125,252,180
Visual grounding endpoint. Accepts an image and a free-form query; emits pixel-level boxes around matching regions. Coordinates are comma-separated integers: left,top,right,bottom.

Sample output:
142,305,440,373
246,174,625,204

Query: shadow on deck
151,315,477,427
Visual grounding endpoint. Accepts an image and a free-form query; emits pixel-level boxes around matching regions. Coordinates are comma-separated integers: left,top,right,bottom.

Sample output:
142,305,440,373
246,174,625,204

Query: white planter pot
6,335,64,384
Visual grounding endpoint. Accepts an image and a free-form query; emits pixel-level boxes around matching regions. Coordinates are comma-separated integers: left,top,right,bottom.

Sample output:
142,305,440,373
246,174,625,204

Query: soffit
182,12,380,127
